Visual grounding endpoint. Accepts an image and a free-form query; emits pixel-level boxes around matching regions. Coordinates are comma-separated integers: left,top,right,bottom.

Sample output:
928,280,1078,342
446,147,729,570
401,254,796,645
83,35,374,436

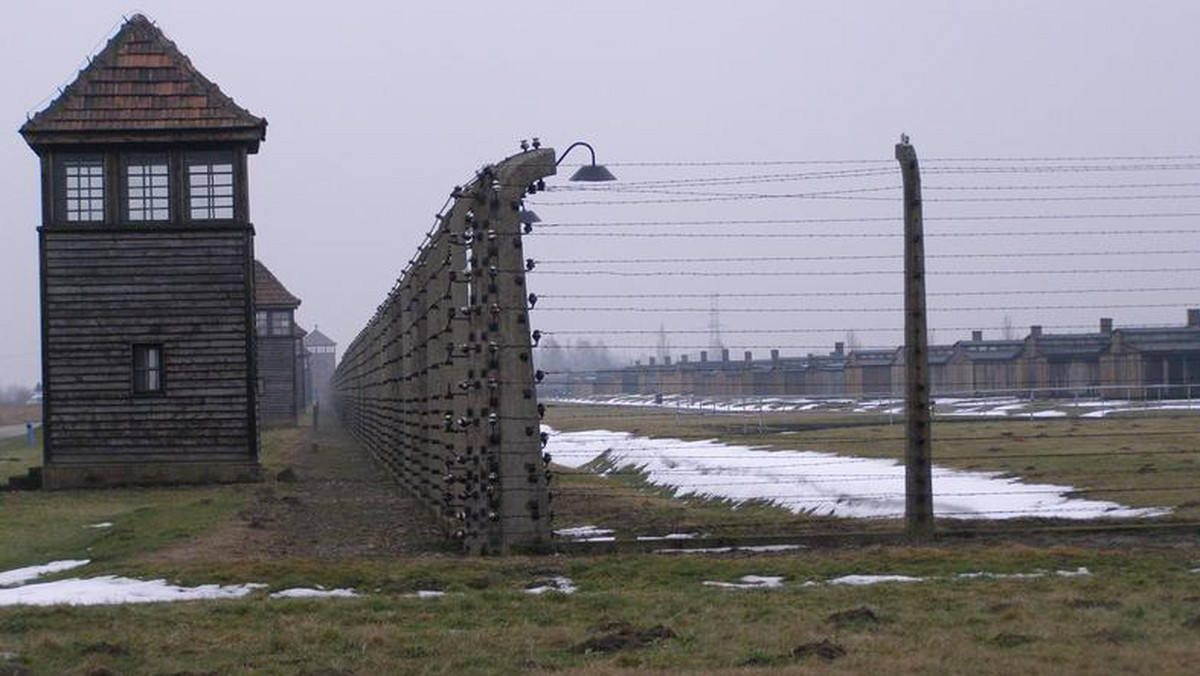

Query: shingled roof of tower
304,328,337,347
255,260,301,309
20,14,266,145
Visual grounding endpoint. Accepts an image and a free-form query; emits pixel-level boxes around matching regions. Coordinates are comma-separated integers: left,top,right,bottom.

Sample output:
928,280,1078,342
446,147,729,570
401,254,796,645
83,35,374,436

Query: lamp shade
569,164,617,182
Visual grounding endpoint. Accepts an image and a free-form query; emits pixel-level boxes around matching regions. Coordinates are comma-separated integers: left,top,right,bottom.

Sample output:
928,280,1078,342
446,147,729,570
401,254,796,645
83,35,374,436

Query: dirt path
146,420,448,563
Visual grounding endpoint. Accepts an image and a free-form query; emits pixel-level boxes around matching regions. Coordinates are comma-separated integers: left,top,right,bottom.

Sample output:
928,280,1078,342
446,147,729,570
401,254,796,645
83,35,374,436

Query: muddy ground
145,423,447,564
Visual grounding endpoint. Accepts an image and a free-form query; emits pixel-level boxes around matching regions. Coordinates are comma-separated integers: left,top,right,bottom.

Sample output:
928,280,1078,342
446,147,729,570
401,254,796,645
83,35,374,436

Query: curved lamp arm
555,141,598,167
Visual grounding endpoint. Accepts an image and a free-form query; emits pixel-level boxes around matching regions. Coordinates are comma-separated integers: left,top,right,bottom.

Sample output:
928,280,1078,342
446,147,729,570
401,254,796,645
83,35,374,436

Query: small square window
133,344,164,395
255,311,269,337
270,311,292,336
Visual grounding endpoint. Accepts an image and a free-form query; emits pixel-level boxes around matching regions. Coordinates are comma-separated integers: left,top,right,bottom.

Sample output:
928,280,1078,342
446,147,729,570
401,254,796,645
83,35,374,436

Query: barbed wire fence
520,142,1200,546
333,148,555,554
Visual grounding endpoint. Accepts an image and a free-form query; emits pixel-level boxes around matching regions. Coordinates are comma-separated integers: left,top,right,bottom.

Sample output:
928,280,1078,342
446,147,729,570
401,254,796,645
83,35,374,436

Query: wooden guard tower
20,15,267,488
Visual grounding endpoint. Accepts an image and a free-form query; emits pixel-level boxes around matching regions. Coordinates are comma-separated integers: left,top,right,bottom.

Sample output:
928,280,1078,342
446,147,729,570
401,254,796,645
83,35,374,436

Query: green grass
1,418,1199,674
0,427,297,572
2,547,1200,674
0,426,41,483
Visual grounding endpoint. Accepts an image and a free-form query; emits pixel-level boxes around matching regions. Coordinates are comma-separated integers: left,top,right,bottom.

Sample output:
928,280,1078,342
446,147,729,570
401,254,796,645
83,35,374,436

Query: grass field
545,404,1200,525
0,409,1198,674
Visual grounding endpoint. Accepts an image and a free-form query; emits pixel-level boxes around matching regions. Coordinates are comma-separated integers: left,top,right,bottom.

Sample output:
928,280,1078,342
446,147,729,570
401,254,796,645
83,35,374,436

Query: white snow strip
0,576,266,606
411,590,446,599
544,427,1166,520
826,574,924,586
525,576,577,595
957,567,1091,580
554,525,615,541
269,587,357,599
703,575,784,589
655,544,804,554
0,560,90,588
86,522,113,529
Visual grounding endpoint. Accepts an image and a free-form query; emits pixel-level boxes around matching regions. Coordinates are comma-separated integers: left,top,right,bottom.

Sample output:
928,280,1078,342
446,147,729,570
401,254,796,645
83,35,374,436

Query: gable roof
255,260,301,309
20,14,266,147
304,327,337,348
1112,326,1200,354
1033,332,1110,359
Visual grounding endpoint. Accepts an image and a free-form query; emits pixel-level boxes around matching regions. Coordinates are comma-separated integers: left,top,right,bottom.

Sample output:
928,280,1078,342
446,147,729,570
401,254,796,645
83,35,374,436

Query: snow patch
86,522,113,529
703,575,784,589
0,576,266,607
554,525,615,542
826,574,924,586
544,427,1166,520
0,560,90,588
410,590,446,599
269,586,357,599
655,544,804,554
525,576,577,595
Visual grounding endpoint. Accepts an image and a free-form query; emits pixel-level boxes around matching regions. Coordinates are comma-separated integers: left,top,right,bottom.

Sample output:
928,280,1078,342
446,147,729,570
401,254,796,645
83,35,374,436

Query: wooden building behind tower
254,260,304,427
20,15,267,488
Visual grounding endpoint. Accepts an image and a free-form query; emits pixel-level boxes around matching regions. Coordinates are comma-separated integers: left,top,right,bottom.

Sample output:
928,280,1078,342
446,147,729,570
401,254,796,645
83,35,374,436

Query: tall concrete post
896,136,934,539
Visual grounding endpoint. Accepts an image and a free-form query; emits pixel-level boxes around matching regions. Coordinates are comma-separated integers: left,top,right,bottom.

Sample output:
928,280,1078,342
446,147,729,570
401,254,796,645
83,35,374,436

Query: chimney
648,357,656,366
744,351,752,363
700,351,708,363
681,354,689,364
1189,309,1200,328
971,330,983,342
770,349,780,362
664,356,672,366
1100,317,1113,334
834,341,845,357
1030,325,1042,338
721,348,730,362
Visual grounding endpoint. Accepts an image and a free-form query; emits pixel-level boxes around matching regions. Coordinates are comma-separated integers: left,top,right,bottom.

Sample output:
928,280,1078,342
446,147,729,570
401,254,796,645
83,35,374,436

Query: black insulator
534,370,545,383
537,403,546,419
488,511,500,522
536,179,545,191
531,330,542,347
539,431,549,448
525,258,536,272
523,222,533,235
527,293,538,309
542,452,552,464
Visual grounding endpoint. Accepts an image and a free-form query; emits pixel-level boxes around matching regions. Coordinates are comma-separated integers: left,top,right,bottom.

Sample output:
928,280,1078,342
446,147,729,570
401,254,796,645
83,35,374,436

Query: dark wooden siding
257,333,297,427
41,227,256,464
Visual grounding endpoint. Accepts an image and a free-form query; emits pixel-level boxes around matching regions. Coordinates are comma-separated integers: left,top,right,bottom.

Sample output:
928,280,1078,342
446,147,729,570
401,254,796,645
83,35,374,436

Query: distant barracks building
21,15,271,487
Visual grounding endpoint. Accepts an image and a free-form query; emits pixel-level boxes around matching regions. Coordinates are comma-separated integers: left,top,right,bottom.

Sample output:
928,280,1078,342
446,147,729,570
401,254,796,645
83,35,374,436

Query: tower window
133,344,164,394
60,156,105,222
187,152,235,220
270,311,292,336
125,155,170,221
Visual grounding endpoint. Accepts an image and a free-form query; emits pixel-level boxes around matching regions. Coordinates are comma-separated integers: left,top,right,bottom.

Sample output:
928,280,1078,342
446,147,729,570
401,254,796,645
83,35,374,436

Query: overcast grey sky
3,1,1199,385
